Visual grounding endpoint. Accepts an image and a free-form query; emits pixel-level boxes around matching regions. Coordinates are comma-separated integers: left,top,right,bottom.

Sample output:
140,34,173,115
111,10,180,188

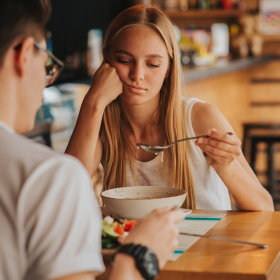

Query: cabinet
183,60,280,139
162,0,280,55
247,60,280,122
183,68,250,139
183,60,280,201
161,0,257,26
164,9,244,28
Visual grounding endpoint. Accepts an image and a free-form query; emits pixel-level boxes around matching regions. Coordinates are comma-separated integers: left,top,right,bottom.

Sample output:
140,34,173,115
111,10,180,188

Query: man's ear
14,37,35,76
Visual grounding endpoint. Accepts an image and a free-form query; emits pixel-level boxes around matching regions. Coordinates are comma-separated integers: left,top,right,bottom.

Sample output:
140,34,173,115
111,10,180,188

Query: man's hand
52,272,94,280
122,207,184,268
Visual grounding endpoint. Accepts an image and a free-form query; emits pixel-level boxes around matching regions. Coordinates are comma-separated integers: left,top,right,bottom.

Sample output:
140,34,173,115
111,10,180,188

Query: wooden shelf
262,34,280,42
163,9,245,19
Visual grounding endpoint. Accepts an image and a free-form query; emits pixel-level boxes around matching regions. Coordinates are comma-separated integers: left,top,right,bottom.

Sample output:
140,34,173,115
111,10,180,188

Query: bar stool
242,123,280,207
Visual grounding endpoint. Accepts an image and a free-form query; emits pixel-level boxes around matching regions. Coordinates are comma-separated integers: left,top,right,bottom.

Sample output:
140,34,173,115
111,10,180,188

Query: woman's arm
65,63,123,176
191,102,274,211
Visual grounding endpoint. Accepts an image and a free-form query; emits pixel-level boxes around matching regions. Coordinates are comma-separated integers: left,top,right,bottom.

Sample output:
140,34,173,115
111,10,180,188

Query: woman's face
107,26,170,105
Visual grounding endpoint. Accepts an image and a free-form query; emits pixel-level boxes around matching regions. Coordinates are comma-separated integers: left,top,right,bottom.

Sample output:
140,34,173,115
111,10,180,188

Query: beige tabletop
98,210,280,280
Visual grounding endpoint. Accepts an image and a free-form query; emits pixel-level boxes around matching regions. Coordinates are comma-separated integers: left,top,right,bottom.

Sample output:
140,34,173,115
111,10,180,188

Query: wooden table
98,210,280,280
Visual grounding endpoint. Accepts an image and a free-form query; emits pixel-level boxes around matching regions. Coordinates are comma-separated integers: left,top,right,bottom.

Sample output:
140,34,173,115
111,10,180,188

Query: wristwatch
112,243,159,280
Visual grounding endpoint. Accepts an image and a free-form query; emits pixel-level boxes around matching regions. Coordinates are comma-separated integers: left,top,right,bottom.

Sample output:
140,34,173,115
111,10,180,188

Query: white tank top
126,97,232,210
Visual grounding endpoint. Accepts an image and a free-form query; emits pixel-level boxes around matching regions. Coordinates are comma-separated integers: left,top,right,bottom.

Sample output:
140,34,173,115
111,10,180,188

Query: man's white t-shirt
0,122,104,280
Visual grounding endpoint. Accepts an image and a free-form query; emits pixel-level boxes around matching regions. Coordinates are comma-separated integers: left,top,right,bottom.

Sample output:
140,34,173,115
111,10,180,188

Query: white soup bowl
101,186,186,220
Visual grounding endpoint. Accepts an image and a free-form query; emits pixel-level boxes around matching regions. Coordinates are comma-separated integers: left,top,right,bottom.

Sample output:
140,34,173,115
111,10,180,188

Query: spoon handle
172,132,234,145
173,135,209,144
180,232,268,248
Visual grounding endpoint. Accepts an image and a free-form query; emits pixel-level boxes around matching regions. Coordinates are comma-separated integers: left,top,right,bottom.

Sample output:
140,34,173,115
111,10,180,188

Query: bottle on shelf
221,0,233,10
87,29,102,76
197,0,210,9
163,0,180,10
179,0,189,11
188,0,197,9
211,23,230,58
208,0,219,9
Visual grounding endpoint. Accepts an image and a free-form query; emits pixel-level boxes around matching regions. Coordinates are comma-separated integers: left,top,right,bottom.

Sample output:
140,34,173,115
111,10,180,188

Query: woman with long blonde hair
66,5,273,211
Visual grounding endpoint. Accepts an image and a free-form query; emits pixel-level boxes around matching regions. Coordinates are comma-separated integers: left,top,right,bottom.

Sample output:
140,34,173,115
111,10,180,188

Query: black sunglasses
15,42,64,87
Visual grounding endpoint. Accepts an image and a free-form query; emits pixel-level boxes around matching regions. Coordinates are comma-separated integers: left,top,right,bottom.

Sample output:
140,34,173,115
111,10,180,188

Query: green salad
102,216,137,249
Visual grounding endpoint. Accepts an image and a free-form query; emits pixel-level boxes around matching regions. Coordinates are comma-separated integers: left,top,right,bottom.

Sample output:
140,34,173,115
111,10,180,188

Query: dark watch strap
113,243,140,257
112,243,159,280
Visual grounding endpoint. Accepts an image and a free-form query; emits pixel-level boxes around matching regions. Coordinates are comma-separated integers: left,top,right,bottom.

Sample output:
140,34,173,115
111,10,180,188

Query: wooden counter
183,59,280,141
182,56,276,83
98,210,280,280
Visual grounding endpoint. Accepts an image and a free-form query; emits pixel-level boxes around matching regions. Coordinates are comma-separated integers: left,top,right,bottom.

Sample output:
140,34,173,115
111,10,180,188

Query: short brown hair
0,0,51,67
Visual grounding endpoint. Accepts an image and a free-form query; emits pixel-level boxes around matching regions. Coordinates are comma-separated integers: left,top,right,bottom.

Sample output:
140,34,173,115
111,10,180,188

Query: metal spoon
136,132,234,154
180,232,268,248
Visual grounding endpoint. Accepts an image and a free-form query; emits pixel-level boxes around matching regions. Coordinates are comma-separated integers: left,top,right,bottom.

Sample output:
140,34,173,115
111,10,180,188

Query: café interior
29,0,280,209
24,1,280,278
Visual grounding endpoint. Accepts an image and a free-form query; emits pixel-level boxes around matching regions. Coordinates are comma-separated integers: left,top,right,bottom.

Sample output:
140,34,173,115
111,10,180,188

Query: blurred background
45,0,280,85
25,0,280,209
46,0,134,82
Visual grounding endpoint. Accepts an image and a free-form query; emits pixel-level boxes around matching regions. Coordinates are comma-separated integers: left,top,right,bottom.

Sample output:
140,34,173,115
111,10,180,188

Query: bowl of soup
101,186,186,220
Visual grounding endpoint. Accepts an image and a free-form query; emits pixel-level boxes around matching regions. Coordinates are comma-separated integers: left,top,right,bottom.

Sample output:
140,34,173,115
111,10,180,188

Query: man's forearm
109,254,144,280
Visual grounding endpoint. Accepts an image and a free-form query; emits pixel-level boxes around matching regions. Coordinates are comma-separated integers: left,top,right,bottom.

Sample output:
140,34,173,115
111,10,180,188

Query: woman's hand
195,128,242,171
122,207,184,268
84,62,123,110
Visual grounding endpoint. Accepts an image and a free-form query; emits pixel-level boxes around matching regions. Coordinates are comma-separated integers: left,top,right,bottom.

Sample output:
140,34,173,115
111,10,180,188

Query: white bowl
101,186,186,220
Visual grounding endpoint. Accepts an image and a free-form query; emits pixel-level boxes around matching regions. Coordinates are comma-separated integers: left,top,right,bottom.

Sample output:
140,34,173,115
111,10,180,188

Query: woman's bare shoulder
191,101,233,136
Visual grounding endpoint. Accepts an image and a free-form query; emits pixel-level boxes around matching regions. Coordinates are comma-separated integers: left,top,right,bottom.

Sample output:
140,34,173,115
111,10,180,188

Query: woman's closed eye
116,58,131,64
116,58,160,68
148,64,160,68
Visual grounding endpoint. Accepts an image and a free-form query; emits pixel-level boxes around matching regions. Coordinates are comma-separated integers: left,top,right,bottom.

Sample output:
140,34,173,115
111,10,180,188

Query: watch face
143,249,159,277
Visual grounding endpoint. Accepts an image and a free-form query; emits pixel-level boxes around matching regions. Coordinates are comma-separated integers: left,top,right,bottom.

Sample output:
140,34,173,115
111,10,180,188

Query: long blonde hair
101,5,195,209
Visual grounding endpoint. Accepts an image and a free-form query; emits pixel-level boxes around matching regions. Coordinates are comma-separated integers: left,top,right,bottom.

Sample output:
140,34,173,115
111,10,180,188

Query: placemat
170,212,226,261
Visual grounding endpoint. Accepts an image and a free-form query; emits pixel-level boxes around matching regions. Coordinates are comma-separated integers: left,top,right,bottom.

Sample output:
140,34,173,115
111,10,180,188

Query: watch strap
112,243,159,280
112,243,146,263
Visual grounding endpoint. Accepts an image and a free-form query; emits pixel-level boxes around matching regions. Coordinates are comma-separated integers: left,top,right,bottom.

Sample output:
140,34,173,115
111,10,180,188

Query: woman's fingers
207,129,238,144
206,129,240,147
202,149,231,165
196,129,241,153
90,62,123,103
199,144,237,160
197,137,231,152
195,129,242,167
196,137,241,157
